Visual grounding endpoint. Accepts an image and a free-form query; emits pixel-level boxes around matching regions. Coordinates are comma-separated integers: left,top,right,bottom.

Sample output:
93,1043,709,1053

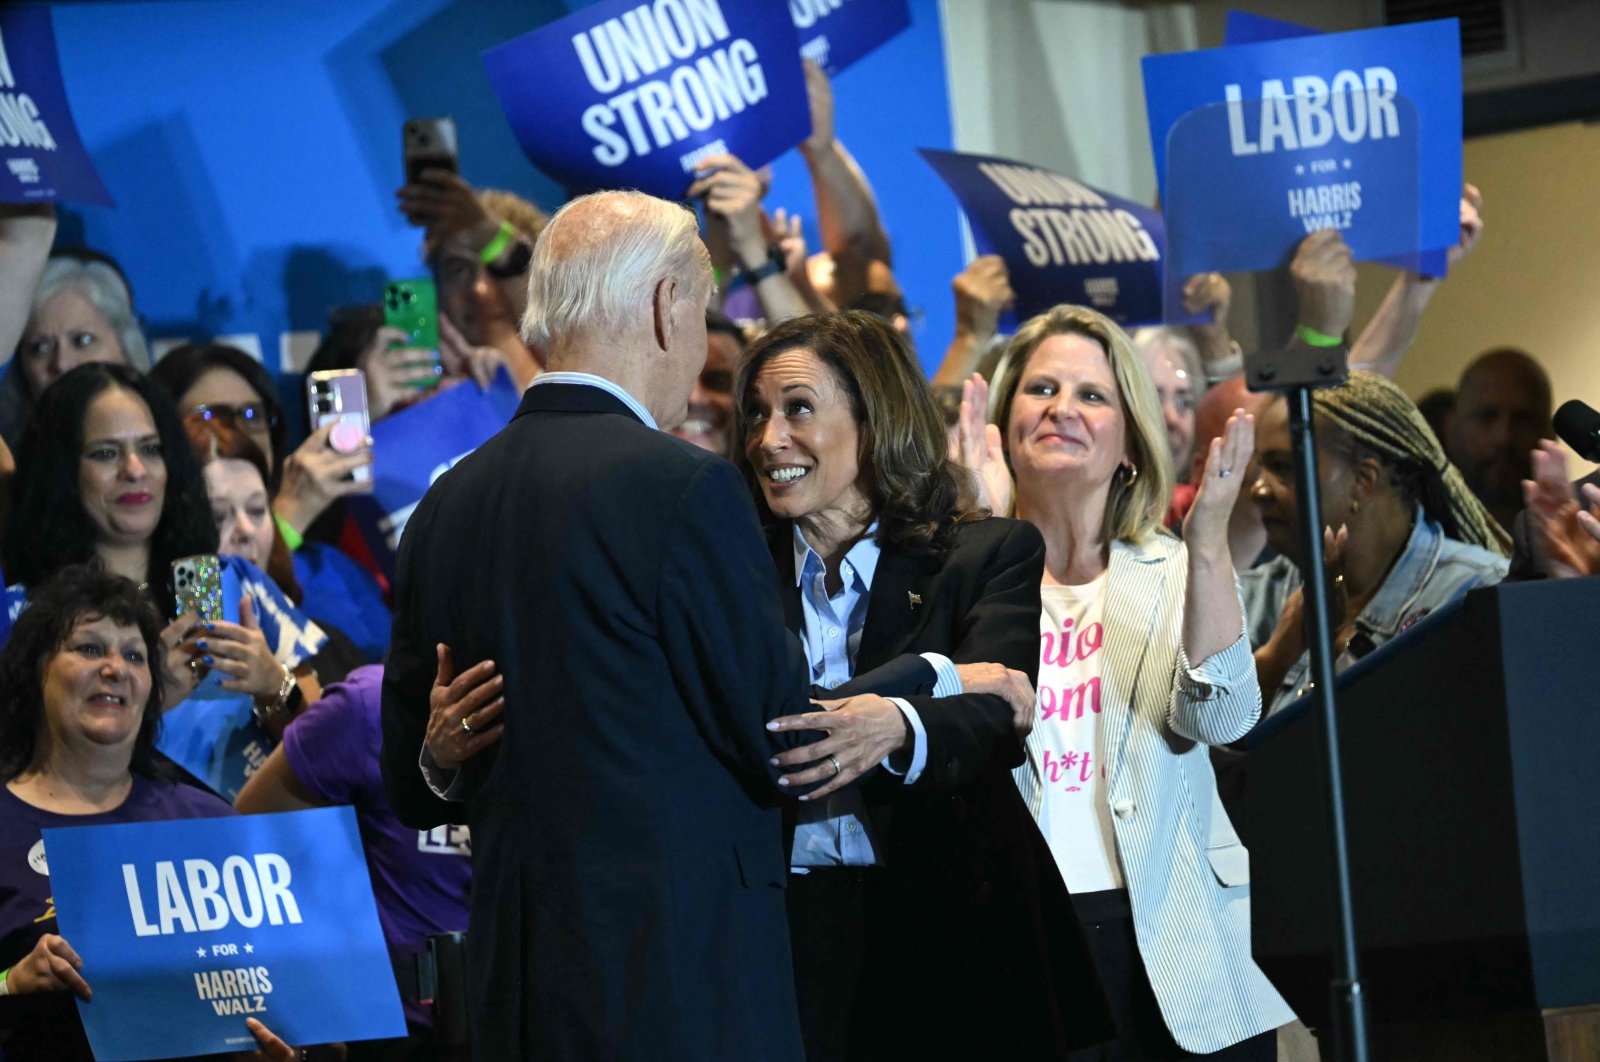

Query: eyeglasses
191,403,278,430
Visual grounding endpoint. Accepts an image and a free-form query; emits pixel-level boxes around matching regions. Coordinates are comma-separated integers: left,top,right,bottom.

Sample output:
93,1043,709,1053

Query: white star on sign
195,947,206,958
1295,164,1305,175
1343,159,1352,169
243,943,254,954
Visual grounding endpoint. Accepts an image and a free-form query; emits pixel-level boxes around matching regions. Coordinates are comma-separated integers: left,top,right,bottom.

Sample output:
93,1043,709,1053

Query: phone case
404,117,459,184
307,369,373,484
383,278,441,362
172,554,224,622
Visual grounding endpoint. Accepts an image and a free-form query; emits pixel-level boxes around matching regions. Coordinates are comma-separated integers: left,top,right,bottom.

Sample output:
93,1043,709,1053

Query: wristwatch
253,664,308,729
737,244,786,285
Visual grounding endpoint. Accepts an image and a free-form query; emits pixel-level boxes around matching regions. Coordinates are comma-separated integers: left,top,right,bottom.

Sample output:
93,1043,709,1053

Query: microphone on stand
1553,400,1600,463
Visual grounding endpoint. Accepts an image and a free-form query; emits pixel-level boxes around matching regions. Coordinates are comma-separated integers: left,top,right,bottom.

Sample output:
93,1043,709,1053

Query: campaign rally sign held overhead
483,0,808,198
920,147,1174,327
45,807,404,1060
349,368,523,579
791,0,911,76
1142,19,1461,277
0,7,112,206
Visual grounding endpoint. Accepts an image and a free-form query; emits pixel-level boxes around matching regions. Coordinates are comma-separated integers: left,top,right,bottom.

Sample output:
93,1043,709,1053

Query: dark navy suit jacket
382,382,813,1061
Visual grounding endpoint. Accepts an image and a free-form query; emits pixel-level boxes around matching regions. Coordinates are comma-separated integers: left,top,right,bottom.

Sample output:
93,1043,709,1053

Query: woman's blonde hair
992,305,1173,544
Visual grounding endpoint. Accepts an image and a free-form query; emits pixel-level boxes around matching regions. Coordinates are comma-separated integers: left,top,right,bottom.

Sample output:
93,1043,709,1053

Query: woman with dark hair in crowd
1245,370,1509,716
726,310,1112,1059
186,413,390,662
1,363,349,800
975,304,1292,1058
0,564,298,1061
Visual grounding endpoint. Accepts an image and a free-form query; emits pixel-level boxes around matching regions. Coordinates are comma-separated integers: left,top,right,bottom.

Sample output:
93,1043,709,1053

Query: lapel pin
907,592,922,610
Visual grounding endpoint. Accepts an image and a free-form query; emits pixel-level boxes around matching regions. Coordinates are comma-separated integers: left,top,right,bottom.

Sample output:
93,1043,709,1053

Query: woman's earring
1350,498,1360,515
1122,462,1139,484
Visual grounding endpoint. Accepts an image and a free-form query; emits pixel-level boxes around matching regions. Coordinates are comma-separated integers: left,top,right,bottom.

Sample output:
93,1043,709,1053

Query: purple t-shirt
280,665,469,1025
0,775,232,1061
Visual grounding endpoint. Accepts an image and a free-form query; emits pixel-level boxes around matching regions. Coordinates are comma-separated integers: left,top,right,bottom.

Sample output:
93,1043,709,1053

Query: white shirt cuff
419,744,467,801
920,652,962,697
880,697,928,785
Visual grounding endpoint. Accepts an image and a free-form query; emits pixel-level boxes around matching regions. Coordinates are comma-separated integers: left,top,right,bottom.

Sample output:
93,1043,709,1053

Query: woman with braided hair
1244,369,1510,716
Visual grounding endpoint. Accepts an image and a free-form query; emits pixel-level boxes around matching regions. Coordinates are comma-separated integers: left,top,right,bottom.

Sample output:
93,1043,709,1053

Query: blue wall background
45,0,961,377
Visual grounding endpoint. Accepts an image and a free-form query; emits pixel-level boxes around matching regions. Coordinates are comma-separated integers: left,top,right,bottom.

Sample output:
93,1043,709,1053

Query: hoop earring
1121,463,1139,485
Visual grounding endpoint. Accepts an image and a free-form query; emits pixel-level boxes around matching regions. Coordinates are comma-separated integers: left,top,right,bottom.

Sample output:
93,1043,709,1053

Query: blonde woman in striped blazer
980,305,1294,1059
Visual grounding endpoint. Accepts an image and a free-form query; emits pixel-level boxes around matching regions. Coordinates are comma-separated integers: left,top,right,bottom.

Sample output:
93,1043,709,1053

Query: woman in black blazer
735,311,1112,1061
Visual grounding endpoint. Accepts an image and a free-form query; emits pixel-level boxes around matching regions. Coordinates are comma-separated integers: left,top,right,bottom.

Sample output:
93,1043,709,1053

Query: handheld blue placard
1223,10,1319,45
482,0,808,197
45,807,406,1060
349,369,523,578
919,147,1196,327
790,0,911,76
1142,19,1461,276
0,7,113,206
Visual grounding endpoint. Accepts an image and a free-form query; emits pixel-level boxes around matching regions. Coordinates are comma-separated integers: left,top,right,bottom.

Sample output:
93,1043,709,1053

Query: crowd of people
0,54,1593,1062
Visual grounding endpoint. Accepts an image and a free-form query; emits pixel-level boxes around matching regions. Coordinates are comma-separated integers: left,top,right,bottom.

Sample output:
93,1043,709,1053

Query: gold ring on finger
461,717,473,734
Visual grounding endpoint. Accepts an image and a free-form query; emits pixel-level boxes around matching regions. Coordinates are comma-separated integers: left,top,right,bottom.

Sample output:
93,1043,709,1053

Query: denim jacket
1241,508,1508,717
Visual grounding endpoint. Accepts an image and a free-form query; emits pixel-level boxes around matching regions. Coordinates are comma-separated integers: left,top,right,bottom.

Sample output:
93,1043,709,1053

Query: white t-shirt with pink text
1032,574,1123,893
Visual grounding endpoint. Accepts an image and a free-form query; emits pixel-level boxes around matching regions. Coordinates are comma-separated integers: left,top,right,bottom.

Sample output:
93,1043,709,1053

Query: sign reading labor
919,147,1181,327
1142,19,1459,277
347,368,523,580
789,0,911,76
0,7,112,206
483,0,808,198
44,807,404,1060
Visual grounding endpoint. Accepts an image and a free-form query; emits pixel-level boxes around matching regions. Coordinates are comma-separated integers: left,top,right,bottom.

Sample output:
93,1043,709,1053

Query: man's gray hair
521,190,708,350
33,257,150,372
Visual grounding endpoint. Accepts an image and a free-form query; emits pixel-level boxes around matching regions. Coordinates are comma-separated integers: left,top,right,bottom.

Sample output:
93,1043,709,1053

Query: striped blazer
1015,531,1295,1053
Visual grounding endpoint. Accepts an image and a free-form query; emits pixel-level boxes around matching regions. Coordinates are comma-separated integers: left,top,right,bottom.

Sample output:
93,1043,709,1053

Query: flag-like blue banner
791,0,911,76
1143,19,1460,276
483,0,808,197
45,807,405,1060
0,7,112,206
349,370,523,578
920,147,1183,327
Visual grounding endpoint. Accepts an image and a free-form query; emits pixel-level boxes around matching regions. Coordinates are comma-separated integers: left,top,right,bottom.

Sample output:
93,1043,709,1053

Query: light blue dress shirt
790,524,962,868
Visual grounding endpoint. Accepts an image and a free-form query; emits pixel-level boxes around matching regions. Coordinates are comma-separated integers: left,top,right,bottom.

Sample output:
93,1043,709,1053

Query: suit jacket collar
766,521,939,670
513,379,648,425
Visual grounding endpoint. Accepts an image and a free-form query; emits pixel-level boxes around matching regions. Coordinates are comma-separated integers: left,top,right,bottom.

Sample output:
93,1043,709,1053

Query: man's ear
652,277,678,353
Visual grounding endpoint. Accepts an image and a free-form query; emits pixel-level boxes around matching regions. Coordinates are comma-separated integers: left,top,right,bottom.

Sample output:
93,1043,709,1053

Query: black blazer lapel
857,545,940,673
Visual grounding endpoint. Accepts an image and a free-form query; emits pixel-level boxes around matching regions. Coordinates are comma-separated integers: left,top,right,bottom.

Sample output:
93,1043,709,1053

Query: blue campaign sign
44,807,405,1060
1223,10,1318,45
920,148,1189,328
482,0,808,198
0,7,112,206
1142,19,1461,276
349,369,523,578
790,0,911,76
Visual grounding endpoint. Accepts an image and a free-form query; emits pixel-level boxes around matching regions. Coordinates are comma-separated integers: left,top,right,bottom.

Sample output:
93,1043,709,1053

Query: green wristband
1295,324,1343,348
274,511,304,553
477,220,516,266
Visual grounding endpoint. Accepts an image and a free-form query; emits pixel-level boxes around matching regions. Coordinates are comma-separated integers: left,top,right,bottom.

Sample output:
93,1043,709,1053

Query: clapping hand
1523,441,1600,578
1183,409,1254,557
951,373,1012,514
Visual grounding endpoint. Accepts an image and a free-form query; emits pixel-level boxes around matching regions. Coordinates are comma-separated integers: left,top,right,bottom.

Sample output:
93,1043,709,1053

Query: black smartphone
404,117,459,184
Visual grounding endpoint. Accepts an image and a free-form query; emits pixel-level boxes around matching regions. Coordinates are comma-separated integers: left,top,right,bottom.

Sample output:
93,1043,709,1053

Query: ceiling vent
1381,0,1520,75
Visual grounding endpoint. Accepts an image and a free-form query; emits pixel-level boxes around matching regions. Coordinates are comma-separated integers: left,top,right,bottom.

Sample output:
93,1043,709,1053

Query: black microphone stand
1245,344,1370,1062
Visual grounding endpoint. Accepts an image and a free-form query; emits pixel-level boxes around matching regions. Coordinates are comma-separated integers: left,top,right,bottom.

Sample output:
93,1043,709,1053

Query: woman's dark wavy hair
0,564,167,783
148,343,288,491
733,311,981,554
2,363,219,614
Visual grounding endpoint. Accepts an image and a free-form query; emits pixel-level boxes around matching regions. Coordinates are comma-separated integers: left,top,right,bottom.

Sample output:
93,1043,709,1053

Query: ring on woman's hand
461,717,473,734
1219,468,1233,479
828,754,842,777
188,658,200,674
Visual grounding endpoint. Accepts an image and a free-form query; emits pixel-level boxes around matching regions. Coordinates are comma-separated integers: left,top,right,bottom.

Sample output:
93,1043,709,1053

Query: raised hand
425,643,505,772
952,255,1014,342
1523,441,1600,578
1290,230,1357,340
953,373,1012,514
274,422,373,535
1183,409,1255,559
